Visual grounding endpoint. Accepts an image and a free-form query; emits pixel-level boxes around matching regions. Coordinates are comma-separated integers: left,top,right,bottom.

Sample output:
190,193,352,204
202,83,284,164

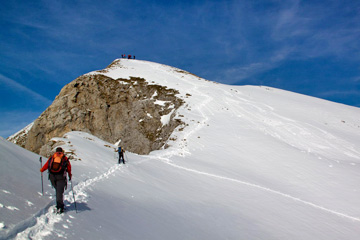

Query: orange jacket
40,154,72,178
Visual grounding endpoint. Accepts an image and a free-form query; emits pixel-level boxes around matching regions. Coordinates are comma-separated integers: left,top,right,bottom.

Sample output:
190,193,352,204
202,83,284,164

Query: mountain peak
3,59,360,239
11,59,197,155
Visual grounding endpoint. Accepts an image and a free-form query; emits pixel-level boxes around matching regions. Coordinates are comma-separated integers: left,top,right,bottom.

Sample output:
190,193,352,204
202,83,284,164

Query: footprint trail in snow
14,164,122,240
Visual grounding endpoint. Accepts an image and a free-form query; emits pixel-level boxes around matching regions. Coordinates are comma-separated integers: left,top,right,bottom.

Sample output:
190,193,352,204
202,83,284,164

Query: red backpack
49,152,68,174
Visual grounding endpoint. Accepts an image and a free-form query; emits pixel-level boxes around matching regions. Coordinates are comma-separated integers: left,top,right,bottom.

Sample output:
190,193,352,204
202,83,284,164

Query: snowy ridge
1,59,360,239
146,69,360,222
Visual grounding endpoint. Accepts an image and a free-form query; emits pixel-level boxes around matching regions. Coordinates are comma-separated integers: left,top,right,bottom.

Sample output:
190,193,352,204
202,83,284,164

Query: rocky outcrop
18,73,184,155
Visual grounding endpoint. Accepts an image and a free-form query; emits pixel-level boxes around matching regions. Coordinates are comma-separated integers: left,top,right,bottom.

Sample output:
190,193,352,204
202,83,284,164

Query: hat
56,147,63,152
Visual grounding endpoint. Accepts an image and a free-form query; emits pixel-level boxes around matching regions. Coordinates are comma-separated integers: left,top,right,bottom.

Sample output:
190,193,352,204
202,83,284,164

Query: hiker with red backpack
40,147,72,213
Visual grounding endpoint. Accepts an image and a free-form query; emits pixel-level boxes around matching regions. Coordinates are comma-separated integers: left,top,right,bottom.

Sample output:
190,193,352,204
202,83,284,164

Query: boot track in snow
4,164,122,240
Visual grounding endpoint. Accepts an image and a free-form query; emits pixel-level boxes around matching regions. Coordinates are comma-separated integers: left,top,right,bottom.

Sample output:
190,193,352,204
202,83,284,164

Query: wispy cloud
221,62,274,84
317,89,360,98
316,89,360,107
219,0,360,86
0,0,359,139
0,110,40,138
219,45,293,84
270,0,360,60
0,74,52,105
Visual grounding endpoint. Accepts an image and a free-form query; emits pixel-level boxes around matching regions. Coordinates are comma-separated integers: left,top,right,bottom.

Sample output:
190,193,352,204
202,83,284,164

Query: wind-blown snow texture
1,59,360,240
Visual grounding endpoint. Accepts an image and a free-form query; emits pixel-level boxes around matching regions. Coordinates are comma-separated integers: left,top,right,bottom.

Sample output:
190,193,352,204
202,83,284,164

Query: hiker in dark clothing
40,147,72,213
118,146,125,164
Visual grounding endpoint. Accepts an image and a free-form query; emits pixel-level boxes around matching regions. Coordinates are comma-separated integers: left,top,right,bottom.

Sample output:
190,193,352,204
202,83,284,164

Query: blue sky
1,0,359,138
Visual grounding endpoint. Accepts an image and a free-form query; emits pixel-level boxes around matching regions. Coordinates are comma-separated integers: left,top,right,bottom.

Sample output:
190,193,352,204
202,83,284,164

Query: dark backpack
49,152,68,174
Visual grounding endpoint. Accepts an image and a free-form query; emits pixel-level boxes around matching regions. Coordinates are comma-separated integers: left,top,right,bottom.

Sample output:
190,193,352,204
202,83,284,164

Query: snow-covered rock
11,60,188,155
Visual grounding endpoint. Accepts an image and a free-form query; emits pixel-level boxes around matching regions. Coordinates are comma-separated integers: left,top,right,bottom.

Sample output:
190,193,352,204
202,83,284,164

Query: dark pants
118,153,125,164
49,173,67,210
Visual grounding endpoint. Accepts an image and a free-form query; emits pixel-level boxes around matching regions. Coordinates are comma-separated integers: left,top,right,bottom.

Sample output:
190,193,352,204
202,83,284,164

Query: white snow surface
1,59,360,239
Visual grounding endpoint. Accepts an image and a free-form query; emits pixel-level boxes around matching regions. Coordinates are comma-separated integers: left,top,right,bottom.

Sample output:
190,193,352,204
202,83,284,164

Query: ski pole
70,180,78,213
39,157,44,196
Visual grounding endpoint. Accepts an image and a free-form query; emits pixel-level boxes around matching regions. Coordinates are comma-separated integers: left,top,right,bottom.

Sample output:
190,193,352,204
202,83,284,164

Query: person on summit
40,147,72,213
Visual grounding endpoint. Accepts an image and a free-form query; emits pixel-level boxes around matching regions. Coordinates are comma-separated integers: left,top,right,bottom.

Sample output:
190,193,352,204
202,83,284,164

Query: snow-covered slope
0,136,52,239
1,59,360,239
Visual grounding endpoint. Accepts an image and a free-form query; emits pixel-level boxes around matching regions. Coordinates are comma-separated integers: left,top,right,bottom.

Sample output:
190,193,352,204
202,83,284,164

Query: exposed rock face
20,73,184,155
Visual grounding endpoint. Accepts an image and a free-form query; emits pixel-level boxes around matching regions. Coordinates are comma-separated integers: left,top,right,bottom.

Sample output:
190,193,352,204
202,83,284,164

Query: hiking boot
56,206,65,214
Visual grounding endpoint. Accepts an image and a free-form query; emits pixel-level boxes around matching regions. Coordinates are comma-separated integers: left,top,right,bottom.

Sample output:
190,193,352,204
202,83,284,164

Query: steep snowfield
1,59,360,239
